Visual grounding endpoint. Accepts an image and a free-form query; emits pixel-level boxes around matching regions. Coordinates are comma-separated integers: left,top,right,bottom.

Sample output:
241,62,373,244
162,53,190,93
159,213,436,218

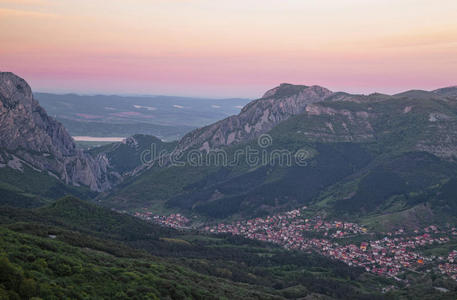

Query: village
133,206,457,282
134,209,191,228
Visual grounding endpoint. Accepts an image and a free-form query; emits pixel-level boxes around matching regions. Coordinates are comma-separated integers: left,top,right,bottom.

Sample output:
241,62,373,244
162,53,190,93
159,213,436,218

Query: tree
0,256,23,290
19,278,37,298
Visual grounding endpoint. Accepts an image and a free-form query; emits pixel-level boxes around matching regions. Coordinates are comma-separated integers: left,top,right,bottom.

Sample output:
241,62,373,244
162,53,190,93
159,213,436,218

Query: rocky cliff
174,83,332,153
179,83,457,157
0,72,114,191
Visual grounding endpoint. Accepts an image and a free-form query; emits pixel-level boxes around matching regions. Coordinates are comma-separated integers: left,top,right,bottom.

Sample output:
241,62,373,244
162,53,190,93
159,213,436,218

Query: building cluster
132,206,457,282
204,208,457,279
152,213,190,228
134,208,190,228
204,207,366,241
438,250,457,280
313,233,450,276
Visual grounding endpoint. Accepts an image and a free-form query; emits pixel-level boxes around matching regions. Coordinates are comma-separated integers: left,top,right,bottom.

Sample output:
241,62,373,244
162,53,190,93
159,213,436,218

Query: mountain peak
0,72,115,191
174,83,332,154
0,72,34,110
262,83,309,98
261,83,333,100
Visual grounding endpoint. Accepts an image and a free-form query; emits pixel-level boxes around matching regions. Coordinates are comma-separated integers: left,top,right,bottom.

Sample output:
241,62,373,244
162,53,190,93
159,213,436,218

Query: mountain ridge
3,71,457,227
103,80,457,227
172,84,457,157
173,84,333,154
0,72,116,192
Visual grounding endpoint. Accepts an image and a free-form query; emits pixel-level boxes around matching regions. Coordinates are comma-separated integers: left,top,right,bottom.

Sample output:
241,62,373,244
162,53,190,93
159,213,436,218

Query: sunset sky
1,0,456,98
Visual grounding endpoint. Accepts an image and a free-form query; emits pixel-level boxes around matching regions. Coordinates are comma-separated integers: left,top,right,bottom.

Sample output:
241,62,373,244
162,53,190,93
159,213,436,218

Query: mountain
3,70,457,228
2,73,457,298
174,84,332,153
103,83,457,229
89,134,177,176
0,72,114,192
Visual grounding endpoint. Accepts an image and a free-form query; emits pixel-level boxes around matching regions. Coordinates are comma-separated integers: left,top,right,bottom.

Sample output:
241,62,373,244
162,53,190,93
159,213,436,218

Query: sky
1,0,456,98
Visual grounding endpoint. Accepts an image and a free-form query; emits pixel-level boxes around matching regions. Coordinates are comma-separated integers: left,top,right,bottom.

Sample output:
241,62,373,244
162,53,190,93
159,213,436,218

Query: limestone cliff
174,83,332,153
0,72,114,191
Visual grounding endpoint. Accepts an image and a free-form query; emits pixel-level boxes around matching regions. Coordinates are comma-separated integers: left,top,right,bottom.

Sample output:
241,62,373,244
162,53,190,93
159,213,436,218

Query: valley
3,0,457,298
35,93,250,141
133,205,457,286
2,72,457,298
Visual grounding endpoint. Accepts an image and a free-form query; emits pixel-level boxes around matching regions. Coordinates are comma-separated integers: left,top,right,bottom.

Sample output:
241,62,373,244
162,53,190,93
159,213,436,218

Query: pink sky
1,0,456,98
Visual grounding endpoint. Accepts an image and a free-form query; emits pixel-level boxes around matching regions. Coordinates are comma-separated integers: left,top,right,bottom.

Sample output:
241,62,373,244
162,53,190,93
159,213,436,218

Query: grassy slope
0,227,279,300
0,196,395,300
0,164,96,208
89,134,177,175
102,94,457,228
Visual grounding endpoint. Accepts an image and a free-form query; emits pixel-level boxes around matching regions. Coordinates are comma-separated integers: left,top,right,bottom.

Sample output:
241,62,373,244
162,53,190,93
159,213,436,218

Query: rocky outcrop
416,115,457,159
174,83,332,153
0,72,114,191
300,103,375,142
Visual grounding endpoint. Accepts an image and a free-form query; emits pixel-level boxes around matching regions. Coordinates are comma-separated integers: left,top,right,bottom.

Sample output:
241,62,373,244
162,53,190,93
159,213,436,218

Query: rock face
91,134,177,176
174,83,332,153
103,81,457,218
172,83,457,161
0,72,113,191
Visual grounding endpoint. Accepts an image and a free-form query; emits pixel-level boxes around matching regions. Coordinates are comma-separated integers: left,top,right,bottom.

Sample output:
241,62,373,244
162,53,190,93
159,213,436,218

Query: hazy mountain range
35,92,250,141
